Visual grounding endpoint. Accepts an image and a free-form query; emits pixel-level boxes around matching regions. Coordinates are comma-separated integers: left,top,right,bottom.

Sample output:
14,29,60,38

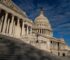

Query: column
29,26,32,35
6,19,10,33
9,15,14,35
17,18,19,26
12,19,15,36
2,12,8,33
27,26,29,35
14,17,18,37
52,41,54,50
0,9,1,32
56,42,58,50
22,21,25,36
28,26,30,34
0,16,4,32
16,18,20,37
30,27,32,35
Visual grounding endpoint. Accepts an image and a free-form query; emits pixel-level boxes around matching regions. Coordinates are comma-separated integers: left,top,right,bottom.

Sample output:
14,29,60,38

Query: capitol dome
33,9,53,36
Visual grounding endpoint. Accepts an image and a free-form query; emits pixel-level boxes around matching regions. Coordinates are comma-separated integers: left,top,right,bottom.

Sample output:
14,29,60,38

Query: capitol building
0,0,70,56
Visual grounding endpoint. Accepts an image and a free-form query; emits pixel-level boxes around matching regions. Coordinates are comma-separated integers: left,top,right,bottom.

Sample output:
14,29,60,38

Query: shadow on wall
0,35,70,60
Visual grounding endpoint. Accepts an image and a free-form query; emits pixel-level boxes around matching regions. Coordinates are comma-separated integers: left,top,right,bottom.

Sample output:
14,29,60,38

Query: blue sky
13,0,70,46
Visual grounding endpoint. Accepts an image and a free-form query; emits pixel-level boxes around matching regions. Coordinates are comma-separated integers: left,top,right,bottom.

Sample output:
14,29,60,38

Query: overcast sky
13,0,70,46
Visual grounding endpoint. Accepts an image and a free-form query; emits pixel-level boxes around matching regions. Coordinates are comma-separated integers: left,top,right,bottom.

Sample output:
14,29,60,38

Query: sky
13,0,70,46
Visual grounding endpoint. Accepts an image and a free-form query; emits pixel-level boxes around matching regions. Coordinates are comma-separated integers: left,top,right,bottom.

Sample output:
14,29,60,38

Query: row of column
0,9,32,38
36,29,47,34
25,24,32,35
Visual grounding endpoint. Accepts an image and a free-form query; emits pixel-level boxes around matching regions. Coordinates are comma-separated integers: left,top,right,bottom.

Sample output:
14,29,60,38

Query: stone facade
0,0,69,57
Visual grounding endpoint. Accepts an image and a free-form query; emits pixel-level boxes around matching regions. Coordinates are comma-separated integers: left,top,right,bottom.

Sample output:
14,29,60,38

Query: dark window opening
14,16,18,25
63,53,65,56
24,24,27,34
51,41,52,43
58,42,59,50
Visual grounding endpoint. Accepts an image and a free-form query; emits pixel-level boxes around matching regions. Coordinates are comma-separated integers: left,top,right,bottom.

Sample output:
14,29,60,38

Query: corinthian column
22,21,25,36
0,16,4,32
15,18,21,38
6,19,10,33
30,27,32,35
3,12,8,33
9,15,14,35
27,26,29,35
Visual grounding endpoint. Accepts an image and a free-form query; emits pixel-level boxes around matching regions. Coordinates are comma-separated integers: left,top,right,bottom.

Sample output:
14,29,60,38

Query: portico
0,8,32,38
